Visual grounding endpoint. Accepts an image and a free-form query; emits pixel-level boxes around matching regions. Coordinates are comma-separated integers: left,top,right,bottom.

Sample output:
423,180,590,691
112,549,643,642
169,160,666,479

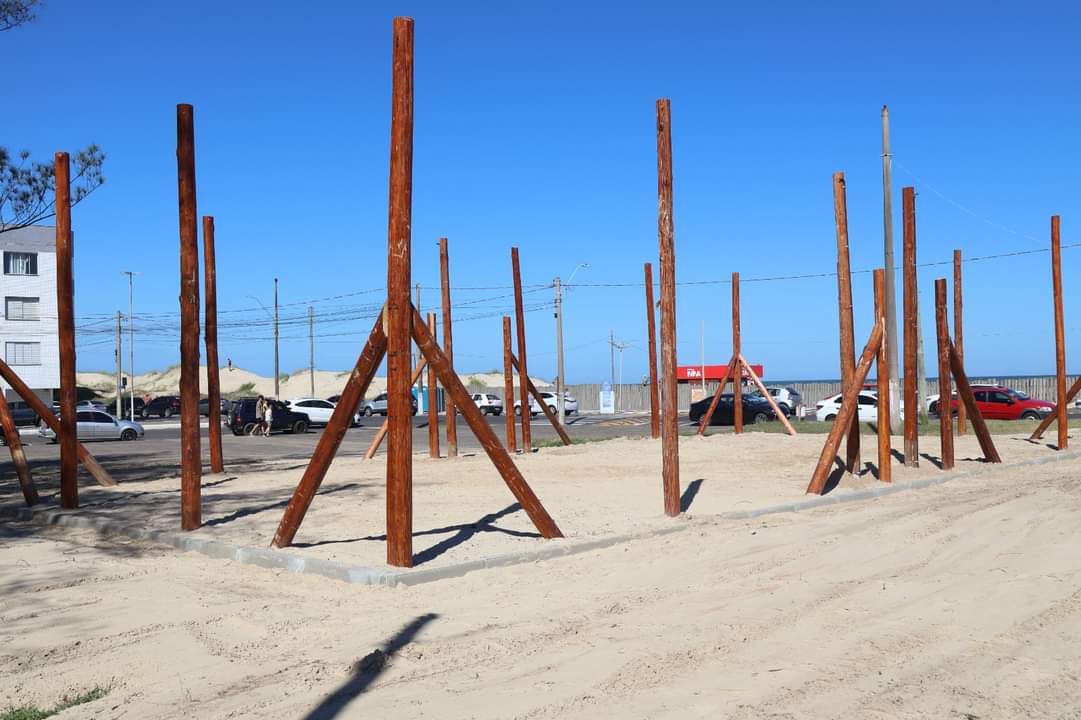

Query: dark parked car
228,398,310,436
688,392,778,426
112,397,145,419
199,397,231,417
142,395,182,418
5,400,41,427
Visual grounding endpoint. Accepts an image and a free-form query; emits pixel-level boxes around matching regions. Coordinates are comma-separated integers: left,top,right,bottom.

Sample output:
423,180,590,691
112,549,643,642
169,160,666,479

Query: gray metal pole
273,277,280,398
123,271,137,420
881,106,902,432
115,310,122,415
308,305,315,397
610,330,615,388
554,277,565,425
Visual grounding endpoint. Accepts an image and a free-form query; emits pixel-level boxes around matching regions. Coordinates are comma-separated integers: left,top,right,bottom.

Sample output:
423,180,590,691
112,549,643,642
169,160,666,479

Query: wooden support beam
1031,375,1081,441
902,186,919,468
1052,215,1068,450
953,249,966,435
272,314,388,548
934,279,954,470
54,152,78,509
502,316,517,452
644,262,660,439
510,353,571,446
695,354,738,434
949,340,1001,463
0,392,36,505
439,237,458,457
656,98,680,517
0,359,115,486
511,247,532,452
873,269,891,483
732,271,744,434
385,16,415,569
738,354,796,436
365,355,427,460
427,312,440,458
412,305,562,539
203,215,224,474
833,172,859,472
807,321,884,495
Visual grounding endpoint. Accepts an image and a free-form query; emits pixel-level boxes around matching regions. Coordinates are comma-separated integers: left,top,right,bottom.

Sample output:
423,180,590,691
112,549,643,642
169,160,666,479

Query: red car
934,384,1055,421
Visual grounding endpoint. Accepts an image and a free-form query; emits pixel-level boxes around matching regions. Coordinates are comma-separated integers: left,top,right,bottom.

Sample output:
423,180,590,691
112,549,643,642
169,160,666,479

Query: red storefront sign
676,363,764,382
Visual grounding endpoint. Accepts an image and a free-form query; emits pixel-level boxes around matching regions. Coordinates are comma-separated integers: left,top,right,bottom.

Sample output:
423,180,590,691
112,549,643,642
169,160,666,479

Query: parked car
38,410,144,442
931,384,1055,421
765,387,802,417
142,395,182,418
514,391,579,417
689,392,778,425
360,392,418,416
228,398,311,435
5,400,41,427
76,399,108,411
286,397,356,427
112,397,145,419
815,391,879,422
471,393,504,416
198,397,231,417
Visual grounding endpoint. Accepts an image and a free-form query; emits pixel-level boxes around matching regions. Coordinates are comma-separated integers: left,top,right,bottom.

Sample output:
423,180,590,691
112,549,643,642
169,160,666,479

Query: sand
2,432,1081,718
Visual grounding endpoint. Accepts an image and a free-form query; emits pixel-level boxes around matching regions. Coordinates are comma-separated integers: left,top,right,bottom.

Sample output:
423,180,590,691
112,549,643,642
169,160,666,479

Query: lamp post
247,283,280,397
121,271,141,418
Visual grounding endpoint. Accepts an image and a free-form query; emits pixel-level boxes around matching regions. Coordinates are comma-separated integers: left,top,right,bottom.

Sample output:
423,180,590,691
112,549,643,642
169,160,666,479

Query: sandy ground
1,444,1079,719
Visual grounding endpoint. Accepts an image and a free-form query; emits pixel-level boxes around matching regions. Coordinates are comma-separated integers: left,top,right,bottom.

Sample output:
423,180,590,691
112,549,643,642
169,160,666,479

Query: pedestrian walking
263,397,273,437
254,395,266,437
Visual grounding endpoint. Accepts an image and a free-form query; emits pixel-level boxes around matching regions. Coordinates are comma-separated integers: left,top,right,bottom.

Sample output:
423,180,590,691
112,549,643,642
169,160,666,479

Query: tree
0,145,106,233
0,0,40,32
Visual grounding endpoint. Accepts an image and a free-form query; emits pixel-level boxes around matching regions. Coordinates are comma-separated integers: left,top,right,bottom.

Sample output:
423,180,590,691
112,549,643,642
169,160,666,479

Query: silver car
39,410,144,442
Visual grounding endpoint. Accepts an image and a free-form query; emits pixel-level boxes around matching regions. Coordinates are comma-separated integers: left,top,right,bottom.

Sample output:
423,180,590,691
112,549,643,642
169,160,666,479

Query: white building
0,225,59,404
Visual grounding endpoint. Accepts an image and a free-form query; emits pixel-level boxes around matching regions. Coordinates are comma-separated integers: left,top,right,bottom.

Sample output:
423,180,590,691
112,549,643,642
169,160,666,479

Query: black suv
142,395,182,418
229,398,310,436
6,400,41,426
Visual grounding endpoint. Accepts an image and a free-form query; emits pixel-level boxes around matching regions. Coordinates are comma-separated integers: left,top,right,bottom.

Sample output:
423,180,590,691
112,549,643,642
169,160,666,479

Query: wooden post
873,269,891,483
176,104,202,531
696,354,737,434
439,237,458,457
656,98,680,517
902,186,919,467
54,152,78,509
738,354,796,435
510,353,572,446
934,279,954,470
272,315,387,547
203,215,224,474
953,250,966,435
385,16,415,568
0,358,115,486
1031,375,1081,441
427,312,440,458
949,340,1001,463
511,247,531,451
365,356,427,460
1052,216,1068,450
0,392,36,505
807,322,884,495
644,262,660,439
502,316,517,452
412,306,562,538
732,272,743,434
834,172,859,472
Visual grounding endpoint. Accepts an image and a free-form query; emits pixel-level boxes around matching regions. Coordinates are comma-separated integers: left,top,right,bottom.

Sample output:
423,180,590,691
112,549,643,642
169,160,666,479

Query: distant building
0,226,59,404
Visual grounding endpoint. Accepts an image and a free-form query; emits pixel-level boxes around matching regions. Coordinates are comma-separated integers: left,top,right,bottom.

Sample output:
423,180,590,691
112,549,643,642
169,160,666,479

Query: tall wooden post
54,152,78,509
203,215,224,474
934,279,954,469
644,262,660,439
502,316,517,452
511,247,531,451
732,271,743,433
873,269,891,483
953,249,966,435
0,391,36,505
656,98,680,517
1052,215,1068,450
834,172,859,471
439,237,458,457
385,17,415,568
902,186,919,467
427,312,440,458
176,104,202,530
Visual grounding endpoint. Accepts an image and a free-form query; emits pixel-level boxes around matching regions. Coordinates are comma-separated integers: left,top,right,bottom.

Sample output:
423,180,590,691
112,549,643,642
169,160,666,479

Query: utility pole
308,305,315,397
273,277,280,398
122,271,140,419
610,330,616,389
607,334,629,412
916,292,929,424
554,277,565,425
115,311,122,415
881,106,902,432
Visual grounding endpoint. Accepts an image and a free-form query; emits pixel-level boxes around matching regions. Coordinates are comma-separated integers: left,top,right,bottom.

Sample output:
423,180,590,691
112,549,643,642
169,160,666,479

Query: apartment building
0,225,59,404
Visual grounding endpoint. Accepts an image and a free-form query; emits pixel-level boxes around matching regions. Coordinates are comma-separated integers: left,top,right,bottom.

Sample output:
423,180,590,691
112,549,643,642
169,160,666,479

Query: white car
38,410,144,442
287,398,339,427
815,391,879,422
765,387,802,417
514,391,578,416
471,393,504,416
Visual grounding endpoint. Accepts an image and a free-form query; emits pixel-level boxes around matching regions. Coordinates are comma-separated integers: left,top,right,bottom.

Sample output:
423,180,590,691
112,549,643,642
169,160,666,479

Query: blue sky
5,1,1080,383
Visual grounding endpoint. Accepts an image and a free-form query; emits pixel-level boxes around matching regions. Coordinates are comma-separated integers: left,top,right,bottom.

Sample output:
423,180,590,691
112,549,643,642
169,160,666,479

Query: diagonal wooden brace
0,392,36,505
949,340,1001,463
1030,375,1080,441
365,356,428,460
510,353,571,446
738,353,796,435
696,354,738,435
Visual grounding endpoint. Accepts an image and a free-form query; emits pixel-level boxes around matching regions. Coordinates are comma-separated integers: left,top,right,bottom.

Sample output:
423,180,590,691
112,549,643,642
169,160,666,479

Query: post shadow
679,479,703,512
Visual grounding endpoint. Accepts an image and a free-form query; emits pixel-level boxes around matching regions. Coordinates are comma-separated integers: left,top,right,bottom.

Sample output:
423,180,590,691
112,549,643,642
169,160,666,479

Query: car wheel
164,407,173,418
363,407,373,416
292,420,308,434
547,405,556,414
753,411,769,424
242,422,258,435
825,414,837,422
140,409,149,418
1020,411,1041,421
515,406,522,416
778,403,791,417
493,409,502,416
120,428,138,441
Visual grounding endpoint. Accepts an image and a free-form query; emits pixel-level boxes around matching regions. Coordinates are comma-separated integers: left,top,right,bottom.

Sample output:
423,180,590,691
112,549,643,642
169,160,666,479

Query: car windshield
1009,389,1029,400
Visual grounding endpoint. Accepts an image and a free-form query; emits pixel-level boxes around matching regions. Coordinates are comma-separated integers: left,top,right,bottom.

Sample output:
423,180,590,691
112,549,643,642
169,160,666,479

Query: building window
3,252,38,275
5,297,40,321
5,342,41,366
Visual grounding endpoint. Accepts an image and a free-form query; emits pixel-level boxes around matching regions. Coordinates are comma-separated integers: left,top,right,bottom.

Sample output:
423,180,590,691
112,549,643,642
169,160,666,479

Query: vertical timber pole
656,98,680,517
386,16,415,568
1052,215,1068,450
833,172,859,472
176,104,202,530
881,106,902,434
439,237,458,457
511,247,531,451
934,279,954,470
902,186,919,467
426,312,440,458
953,249,966,435
732,272,743,433
55,152,78,509
873,269,891,483
203,215,224,474
502,316,517,452
644,262,660,439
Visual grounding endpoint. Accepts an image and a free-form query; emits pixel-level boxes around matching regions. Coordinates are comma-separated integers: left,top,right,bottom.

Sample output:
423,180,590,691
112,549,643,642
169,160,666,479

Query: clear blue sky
6,1,1079,384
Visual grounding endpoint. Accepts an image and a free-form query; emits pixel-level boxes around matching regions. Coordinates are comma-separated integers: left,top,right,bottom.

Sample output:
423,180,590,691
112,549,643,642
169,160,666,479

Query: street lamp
554,262,588,425
121,271,141,418
247,279,280,397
